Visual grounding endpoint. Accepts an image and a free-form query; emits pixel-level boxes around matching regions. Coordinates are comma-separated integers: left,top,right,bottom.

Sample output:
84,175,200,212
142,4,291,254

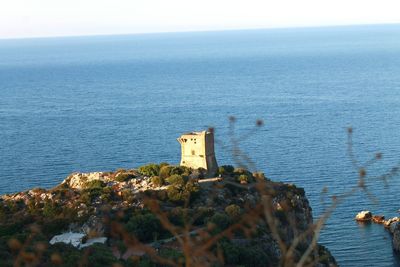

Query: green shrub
197,167,207,179
166,186,185,203
159,162,170,168
86,244,117,266
166,174,185,186
208,213,231,231
274,209,288,224
224,182,247,196
182,166,193,176
160,165,192,178
0,221,25,236
42,201,61,218
26,199,41,216
159,248,184,263
59,206,77,221
115,173,135,182
126,213,161,242
220,241,271,266
218,165,235,175
83,180,105,189
166,179,199,204
171,166,191,176
79,191,92,205
52,188,71,200
132,256,155,267
4,200,19,213
193,207,215,225
220,241,240,264
0,205,5,221
239,245,271,266
185,180,200,198
159,165,174,179
253,171,268,181
156,190,167,201
138,163,160,177
0,238,12,265
100,187,114,202
42,218,71,236
286,183,305,196
238,174,249,184
224,204,241,219
121,189,135,202
79,187,103,205
168,207,189,226
151,176,164,187
234,167,252,177
43,243,82,266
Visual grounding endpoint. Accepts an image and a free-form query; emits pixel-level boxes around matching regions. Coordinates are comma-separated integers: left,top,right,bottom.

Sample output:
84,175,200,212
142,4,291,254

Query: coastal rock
390,221,400,234
355,210,372,221
392,222,400,252
384,217,400,228
63,172,109,189
372,215,385,224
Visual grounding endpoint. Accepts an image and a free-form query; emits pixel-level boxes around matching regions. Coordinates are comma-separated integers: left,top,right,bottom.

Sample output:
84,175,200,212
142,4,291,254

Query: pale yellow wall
181,134,205,157
177,131,218,175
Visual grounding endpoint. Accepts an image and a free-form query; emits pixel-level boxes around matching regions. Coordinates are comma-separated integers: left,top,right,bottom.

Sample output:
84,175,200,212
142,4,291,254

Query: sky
1,0,400,39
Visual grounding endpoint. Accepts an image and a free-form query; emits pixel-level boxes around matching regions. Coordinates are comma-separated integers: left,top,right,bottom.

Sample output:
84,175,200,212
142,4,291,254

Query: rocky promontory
355,210,400,252
0,163,336,266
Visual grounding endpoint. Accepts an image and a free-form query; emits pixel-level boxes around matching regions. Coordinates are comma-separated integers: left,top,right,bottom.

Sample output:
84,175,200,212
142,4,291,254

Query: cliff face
391,223,400,251
0,164,336,267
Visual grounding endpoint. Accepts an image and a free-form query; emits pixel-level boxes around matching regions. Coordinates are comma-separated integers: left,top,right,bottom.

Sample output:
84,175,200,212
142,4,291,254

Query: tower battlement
177,130,218,176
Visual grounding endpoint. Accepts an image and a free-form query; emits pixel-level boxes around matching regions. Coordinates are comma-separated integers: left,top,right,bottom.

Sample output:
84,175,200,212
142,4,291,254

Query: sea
1,24,400,266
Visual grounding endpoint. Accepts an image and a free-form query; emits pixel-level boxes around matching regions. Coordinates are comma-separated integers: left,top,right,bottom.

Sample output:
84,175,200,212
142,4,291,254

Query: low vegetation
0,163,336,267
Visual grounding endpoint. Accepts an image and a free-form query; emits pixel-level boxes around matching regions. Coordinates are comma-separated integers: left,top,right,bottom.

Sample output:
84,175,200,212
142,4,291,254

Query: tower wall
177,130,218,176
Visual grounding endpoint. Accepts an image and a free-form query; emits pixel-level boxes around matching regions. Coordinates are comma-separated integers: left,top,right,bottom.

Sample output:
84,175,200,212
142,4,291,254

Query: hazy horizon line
1,21,400,41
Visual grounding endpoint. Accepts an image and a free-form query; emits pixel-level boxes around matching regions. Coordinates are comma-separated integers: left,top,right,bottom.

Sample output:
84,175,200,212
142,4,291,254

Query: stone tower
177,130,218,176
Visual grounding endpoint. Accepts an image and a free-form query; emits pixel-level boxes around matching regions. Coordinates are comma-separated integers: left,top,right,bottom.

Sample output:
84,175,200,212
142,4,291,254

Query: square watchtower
177,130,218,176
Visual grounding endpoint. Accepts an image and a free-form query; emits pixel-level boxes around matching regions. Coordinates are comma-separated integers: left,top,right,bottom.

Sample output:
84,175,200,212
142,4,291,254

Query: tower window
191,150,195,155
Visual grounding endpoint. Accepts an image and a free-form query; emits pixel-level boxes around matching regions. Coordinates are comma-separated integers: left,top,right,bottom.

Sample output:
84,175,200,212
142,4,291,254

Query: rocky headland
0,163,336,266
355,210,400,252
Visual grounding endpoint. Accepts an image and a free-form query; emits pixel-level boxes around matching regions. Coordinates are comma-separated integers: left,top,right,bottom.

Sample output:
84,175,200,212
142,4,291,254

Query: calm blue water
1,24,400,266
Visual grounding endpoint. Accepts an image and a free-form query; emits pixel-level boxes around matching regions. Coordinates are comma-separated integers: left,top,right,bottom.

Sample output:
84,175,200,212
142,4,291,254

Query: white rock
355,211,372,221
80,237,107,248
49,232,85,247
63,172,108,189
49,232,107,249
